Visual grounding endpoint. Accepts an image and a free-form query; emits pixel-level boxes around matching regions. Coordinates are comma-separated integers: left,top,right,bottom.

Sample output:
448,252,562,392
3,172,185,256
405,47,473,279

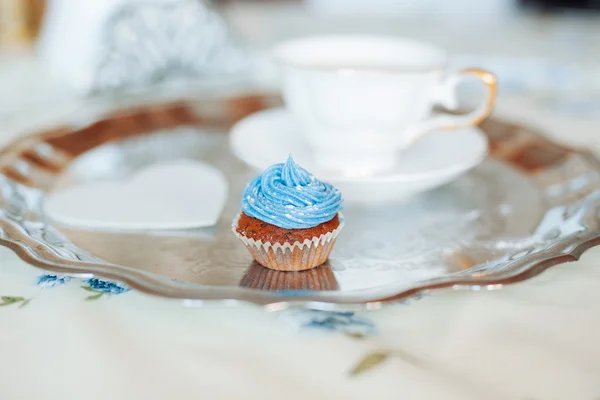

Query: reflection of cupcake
233,156,344,271
239,261,339,291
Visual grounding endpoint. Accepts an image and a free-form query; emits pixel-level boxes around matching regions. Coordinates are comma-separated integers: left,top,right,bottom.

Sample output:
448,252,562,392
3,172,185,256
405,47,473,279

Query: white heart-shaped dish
44,160,228,230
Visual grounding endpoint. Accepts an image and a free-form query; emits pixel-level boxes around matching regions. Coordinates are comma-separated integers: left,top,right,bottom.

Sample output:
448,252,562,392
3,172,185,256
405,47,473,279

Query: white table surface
2,2,600,399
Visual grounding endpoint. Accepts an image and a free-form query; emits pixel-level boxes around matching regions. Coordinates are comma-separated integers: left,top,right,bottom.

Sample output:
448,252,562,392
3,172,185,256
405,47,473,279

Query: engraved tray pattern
1,94,599,308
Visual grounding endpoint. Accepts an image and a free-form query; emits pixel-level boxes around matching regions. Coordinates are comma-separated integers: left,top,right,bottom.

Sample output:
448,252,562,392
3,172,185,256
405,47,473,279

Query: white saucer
230,108,488,203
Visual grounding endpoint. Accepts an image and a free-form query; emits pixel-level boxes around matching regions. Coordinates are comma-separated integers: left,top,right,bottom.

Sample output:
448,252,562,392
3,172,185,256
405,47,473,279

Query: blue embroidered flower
82,278,130,294
36,274,72,288
280,309,377,336
399,292,427,304
275,290,313,296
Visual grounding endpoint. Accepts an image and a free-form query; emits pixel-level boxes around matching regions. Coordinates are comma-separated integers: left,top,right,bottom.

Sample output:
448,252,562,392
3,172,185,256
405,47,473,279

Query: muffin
233,156,344,271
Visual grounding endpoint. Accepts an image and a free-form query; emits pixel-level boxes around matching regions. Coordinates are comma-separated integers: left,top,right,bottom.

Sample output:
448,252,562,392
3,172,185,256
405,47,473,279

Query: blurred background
1,0,600,144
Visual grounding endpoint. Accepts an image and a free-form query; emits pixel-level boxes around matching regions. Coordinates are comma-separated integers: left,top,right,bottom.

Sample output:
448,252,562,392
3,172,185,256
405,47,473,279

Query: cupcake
233,156,344,271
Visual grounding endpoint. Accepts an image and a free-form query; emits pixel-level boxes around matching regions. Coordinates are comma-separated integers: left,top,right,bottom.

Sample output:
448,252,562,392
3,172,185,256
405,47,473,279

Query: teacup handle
406,68,497,144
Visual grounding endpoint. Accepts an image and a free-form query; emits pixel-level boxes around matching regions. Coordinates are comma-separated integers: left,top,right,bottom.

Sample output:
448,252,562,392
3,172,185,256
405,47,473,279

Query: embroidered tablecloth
3,242,600,400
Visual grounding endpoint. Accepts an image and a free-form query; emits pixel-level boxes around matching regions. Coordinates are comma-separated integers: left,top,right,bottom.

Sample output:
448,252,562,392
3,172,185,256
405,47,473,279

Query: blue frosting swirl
242,156,343,229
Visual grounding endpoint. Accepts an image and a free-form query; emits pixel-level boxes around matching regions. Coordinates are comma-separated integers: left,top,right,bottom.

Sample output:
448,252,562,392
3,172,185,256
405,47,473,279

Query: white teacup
273,35,496,175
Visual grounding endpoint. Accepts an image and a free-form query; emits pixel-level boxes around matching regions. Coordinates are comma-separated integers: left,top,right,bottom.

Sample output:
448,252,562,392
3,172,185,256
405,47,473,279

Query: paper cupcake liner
232,213,344,271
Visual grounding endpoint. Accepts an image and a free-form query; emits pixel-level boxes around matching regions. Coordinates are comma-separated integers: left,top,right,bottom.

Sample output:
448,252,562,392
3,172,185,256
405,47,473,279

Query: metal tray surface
0,94,599,308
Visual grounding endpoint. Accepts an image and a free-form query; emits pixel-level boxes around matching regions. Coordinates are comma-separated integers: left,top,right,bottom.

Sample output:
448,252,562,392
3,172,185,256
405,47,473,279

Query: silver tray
1,93,600,308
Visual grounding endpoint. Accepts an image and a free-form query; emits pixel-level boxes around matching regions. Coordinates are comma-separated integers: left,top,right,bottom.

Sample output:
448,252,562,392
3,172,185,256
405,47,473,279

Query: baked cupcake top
242,156,343,229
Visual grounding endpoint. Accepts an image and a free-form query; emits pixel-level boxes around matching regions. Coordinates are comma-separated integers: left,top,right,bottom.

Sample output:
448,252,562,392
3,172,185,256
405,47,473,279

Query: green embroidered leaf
0,296,26,307
344,332,367,340
18,298,31,308
82,286,104,301
85,292,104,301
349,351,391,377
